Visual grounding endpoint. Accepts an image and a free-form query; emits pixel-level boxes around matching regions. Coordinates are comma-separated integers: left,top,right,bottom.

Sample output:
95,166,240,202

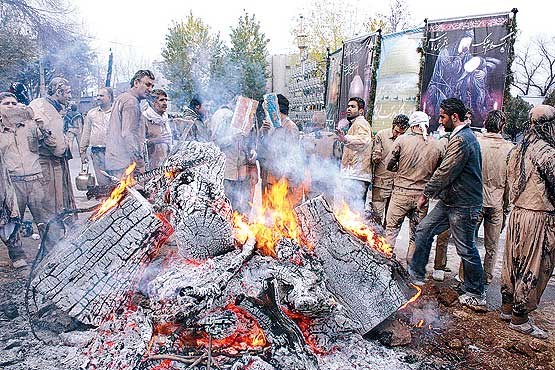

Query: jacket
340,115,373,182
477,133,514,209
423,125,483,207
29,98,67,158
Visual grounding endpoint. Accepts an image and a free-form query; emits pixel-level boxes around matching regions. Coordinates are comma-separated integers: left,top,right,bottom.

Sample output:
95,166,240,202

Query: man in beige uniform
371,114,409,226
29,77,76,217
335,97,373,214
500,105,555,339
143,89,173,169
80,87,113,185
385,111,442,263
105,70,154,177
476,110,514,284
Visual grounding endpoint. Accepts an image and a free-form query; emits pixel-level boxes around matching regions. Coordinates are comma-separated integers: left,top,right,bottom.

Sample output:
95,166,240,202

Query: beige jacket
80,106,111,156
0,120,56,178
477,133,514,208
341,115,373,182
386,132,442,193
105,92,145,171
507,138,554,212
372,127,396,190
29,98,67,158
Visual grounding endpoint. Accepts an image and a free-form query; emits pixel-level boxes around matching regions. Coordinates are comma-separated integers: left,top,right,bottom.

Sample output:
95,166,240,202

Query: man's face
134,76,154,99
392,125,407,139
439,108,456,132
464,112,472,124
56,85,72,106
346,101,361,119
153,94,168,114
0,96,18,117
96,89,111,107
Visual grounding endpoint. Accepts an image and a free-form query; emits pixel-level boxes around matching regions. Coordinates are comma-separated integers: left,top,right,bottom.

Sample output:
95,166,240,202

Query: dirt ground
0,156,554,369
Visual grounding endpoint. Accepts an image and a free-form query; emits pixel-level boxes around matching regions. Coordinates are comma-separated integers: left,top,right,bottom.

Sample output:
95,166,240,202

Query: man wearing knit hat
384,111,442,264
410,98,485,312
500,105,555,339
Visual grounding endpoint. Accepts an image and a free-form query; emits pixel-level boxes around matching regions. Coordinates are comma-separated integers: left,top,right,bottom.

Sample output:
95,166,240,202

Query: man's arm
529,140,555,191
121,101,144,167
386,138,401,172
344,124,371,151
79,112,92,159
372,133,384,164
423,135,470,199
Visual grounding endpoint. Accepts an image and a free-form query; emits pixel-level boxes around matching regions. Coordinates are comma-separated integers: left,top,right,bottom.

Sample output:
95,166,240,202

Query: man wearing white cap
384,111,442,264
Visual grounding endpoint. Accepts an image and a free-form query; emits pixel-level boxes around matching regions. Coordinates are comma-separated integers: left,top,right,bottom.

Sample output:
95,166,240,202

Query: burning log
30,187,173,326
295,196,417,335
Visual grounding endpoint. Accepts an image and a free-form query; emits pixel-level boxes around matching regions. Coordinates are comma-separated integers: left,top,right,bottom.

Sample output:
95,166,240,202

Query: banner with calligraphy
325,48,343,127
420,12,513,130
372,28,423,132
338,33,378,125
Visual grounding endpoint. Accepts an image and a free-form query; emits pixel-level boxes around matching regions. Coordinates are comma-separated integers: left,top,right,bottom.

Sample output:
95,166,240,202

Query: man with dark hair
476,110,514,284
500,105,555,339
143,89,172,169
260,93,302,202
371,114,409,226
80,87,113,186
410,97,486,311
180,95,210,142
29,77,76,217
335,97,373,214
105,69,154,176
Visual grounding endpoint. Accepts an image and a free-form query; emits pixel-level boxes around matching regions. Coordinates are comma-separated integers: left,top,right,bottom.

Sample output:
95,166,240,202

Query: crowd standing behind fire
0,68,554,340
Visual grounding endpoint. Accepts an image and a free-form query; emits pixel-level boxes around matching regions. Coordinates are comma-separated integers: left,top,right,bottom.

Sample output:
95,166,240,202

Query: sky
73,0,552,71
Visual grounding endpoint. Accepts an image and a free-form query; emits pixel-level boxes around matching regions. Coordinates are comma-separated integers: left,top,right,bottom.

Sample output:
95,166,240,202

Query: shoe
408,267,426,286
12,259,28,269
499,312,512,322
509,320,548,340
432,269,445,282
458,293,487,312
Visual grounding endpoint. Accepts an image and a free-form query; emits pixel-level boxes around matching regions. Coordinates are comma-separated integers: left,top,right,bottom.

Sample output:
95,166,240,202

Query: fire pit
28,141,419,369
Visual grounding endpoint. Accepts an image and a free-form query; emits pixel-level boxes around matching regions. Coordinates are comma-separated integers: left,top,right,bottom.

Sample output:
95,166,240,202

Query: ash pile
28,140,419,370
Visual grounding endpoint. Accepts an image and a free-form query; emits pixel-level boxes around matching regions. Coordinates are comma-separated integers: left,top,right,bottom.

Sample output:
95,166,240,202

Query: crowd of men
0,68,554,340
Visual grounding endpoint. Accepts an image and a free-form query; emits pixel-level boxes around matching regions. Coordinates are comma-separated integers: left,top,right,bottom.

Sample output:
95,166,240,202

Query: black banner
325,48,343,128
338,33,378,125
420,13,513,130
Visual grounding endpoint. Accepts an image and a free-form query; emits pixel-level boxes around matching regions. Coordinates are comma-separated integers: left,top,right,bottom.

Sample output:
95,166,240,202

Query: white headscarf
409,111,430,143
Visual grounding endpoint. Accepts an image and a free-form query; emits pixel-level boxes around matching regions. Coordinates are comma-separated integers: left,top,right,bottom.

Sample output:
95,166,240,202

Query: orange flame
232,178,301,256
400,284,422,310
91,163,137,221
334,201,393,257
282,307,329,355
415,319,425,328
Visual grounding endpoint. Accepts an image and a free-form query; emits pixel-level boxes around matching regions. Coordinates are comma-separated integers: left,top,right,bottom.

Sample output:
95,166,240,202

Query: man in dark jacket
409,98,486,311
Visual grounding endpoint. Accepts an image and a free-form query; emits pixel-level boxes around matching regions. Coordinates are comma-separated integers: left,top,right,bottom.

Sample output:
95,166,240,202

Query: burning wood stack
29,140,419,369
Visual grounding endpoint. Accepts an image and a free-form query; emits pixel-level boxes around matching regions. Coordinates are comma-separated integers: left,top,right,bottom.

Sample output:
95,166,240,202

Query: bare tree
513,36,555,97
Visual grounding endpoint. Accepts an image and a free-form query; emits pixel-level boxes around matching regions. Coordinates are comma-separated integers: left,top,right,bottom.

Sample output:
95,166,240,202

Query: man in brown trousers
385,111,442,264
371,114,409,226
29,78,76,218
477,110,514,284
500,105,555,339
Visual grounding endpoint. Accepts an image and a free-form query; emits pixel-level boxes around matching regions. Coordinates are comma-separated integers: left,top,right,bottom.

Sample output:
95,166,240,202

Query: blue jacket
423,125,483,207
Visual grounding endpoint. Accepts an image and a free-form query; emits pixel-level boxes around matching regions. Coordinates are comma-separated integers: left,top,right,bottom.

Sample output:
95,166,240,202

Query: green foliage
229,11,269,100
504,95,532,142
161,12,214,109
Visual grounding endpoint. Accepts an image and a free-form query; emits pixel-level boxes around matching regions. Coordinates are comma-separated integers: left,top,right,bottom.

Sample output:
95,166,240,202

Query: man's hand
261,120,272,135
373,147,383,163
417,194,428,210
335,129,347,143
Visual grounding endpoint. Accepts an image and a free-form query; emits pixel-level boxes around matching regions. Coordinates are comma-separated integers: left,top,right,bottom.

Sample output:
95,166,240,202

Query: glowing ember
415,319,425,328
400,284,422,310
334,201,393,257
232,178,301,256
282,306,330,355
91,163,137,221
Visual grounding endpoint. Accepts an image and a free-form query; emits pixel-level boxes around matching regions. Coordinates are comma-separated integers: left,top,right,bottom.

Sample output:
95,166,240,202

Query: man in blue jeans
409,98,486,311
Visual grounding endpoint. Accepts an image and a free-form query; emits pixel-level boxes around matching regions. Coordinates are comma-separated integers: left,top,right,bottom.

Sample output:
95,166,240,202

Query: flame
334,201,393,257
400,284,422,310
415,319,425,328
232,178,301,256
282,307,329,355
91,163,137,221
